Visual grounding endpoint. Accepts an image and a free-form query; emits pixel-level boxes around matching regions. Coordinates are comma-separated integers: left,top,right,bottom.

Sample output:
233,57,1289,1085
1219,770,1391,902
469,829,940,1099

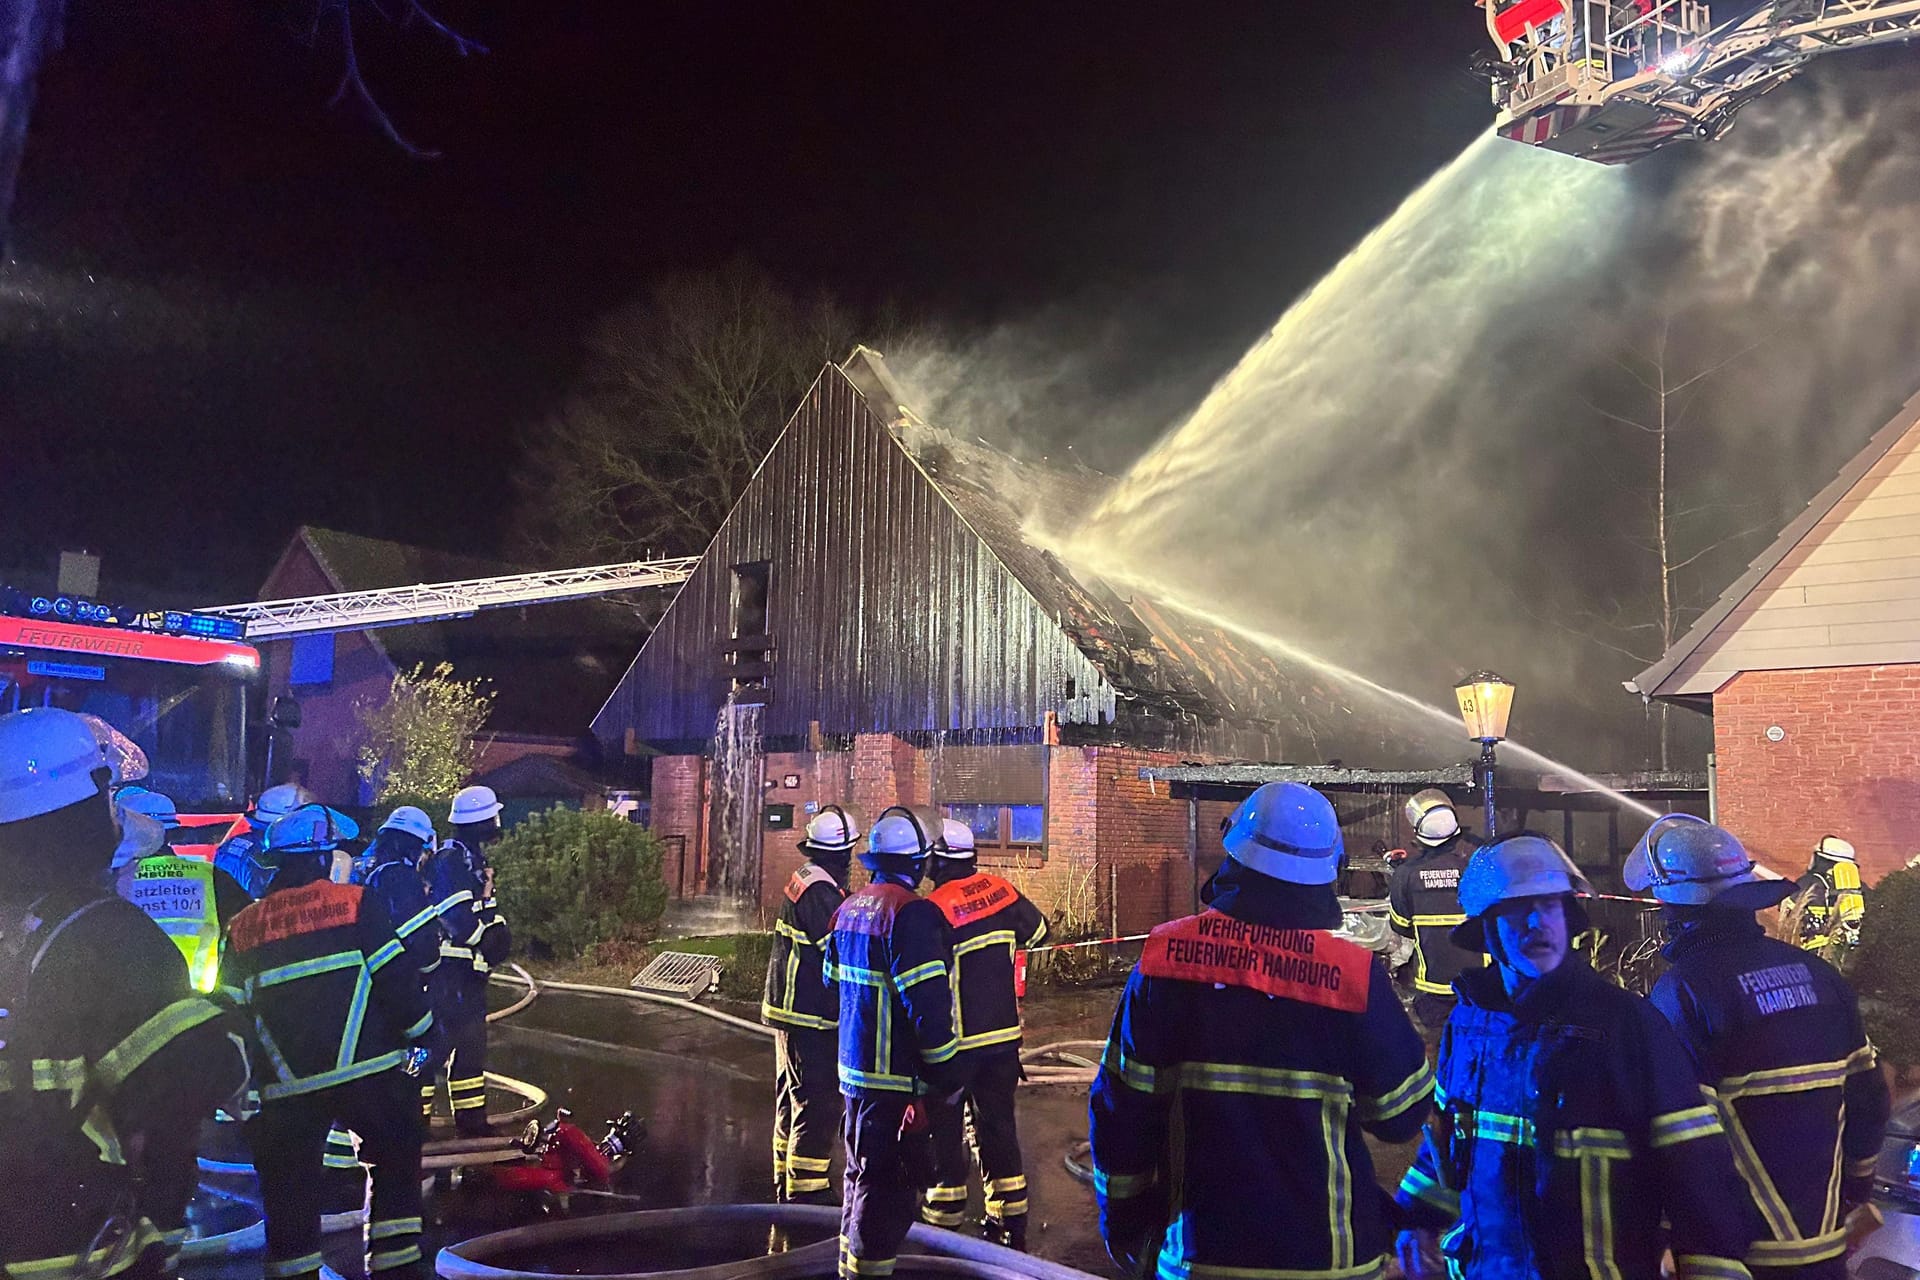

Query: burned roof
843,349,1425,765
289,526,647,739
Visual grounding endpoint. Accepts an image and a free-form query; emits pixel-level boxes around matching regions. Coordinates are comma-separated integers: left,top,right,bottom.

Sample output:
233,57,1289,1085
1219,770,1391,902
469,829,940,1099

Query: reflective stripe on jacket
1396,957,1756,1280
225,862,431,1100
116,854,222,994
1386,839,1484,996
763,862,846,1031
1798,859,1864,951
1091,873,1433,1280
1650,918,1889,1272
825,879,960,1096
928,871,1048,1055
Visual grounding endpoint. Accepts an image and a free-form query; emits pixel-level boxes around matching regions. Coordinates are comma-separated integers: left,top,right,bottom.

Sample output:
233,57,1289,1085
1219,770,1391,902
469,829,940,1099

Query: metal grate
631,951,723,999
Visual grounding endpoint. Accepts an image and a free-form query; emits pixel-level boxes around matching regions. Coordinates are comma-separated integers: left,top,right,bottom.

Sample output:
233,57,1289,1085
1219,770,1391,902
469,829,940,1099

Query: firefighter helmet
267,803,360,856
935,818,977,859
1220,782,1344,885
450,785,504,825
1624,815,1790,909
1404,789,1461,846
799,804,862,855
116,786,181,830
1452,834,1592,951
251,783,315,829
379,805,437,846
1816,835,1857,864
865,806,937,862
0,708,126,824
111,808,168,869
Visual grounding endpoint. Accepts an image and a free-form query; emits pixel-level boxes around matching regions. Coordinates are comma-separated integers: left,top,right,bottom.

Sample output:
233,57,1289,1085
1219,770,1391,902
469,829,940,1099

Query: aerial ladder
198,555,700,640
1476,0,1920,163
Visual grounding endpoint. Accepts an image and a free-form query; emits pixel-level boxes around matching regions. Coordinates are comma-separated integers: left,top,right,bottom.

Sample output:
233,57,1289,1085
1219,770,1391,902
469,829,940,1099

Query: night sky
0,2,1491,604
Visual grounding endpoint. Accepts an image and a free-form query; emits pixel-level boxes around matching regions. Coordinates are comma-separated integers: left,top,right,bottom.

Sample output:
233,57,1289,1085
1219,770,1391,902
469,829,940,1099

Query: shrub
1849,867,1919,1067
491,807,669,960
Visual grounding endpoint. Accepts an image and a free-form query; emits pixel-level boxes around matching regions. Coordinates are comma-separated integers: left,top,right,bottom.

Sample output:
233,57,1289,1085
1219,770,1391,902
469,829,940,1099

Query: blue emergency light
2,587,247,642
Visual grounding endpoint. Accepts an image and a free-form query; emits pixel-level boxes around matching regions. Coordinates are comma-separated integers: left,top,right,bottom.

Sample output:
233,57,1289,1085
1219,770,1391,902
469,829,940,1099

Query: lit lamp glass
1454,671,1515,744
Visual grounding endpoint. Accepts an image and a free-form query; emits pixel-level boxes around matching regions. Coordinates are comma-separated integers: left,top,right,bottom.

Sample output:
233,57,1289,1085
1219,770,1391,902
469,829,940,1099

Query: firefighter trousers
774,1028,841,1203
425,977,490,1135
840,1094,918,1280
923,1053,1027,1234
247,1068,426,1280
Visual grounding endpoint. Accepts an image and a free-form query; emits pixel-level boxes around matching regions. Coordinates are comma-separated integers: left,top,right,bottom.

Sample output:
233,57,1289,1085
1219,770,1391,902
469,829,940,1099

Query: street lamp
1454,671,1516,840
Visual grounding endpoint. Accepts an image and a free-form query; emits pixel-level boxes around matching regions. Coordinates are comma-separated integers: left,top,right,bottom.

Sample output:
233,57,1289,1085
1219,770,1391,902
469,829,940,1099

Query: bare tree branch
1667,523,1772,573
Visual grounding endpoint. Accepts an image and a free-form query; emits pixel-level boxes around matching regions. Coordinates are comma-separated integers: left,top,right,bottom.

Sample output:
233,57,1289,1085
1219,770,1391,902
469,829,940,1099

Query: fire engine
1476,0,1920,163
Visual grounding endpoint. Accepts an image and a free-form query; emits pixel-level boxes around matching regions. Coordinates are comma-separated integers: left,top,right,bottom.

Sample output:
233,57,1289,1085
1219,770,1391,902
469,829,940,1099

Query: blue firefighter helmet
1451,833,1592,951
1220,782,1344,885
266,802,360,857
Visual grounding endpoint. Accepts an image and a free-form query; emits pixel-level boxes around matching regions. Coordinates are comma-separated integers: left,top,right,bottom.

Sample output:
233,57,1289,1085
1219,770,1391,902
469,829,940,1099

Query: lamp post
1454,671,1515,840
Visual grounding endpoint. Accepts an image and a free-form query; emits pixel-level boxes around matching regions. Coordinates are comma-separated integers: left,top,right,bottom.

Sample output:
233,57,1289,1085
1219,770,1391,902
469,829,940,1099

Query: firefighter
825,806,966,1280
214,782,321,899
1388,789,1484,1032
1394,833,1754,1280
1091,782,1432,1280
323,805,446,1221
110,787,251,994
1626,815,1890,1280
227,803,435,1280
0,708,248,1280
763,804,861,1203
1797,835,1865,955
423,785,512,1135
920,818,1050,1249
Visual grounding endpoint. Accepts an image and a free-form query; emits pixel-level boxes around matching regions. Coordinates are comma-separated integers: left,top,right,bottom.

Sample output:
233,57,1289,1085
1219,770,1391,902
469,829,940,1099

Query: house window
731,561,771,638
726,561,774,703
946,803,1046,864
288,633,335,689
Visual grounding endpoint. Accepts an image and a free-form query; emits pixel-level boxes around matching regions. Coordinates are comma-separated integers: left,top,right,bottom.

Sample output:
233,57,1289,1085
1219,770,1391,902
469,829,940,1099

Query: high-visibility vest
116,854,221,994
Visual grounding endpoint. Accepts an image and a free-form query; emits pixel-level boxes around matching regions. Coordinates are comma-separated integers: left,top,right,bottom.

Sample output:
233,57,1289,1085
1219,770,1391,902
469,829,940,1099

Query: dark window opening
731,561,771,639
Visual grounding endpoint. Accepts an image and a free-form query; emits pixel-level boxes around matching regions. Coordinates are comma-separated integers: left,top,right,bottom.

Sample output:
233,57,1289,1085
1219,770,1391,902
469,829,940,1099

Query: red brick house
594,350,1417,931
256,527,644,807
1629,385,1920,883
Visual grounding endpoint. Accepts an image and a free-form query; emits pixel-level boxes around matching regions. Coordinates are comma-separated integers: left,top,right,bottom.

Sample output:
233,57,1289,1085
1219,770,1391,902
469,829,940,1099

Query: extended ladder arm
201,556,699,640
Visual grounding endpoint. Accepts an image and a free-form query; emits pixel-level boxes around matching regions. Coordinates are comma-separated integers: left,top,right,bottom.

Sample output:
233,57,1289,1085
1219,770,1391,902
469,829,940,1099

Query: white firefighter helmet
1452,834,1592,951
379,805,437,846
450,785,504,825
1816,835,1857,864
1624,814,1790,910
935,818,977,860
115,786,181,830
251,782,315,828
1404,789,1461,847
1220,782,1344,885
267,803,360,856
0,708,128,825
799,804,862,855
867,806,937,861
111,807,168,869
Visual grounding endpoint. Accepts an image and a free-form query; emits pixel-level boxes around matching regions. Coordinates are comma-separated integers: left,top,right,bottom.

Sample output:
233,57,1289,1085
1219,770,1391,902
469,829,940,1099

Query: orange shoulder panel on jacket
929,873,1019,927
1138,910,1370,1013
229,880,364,953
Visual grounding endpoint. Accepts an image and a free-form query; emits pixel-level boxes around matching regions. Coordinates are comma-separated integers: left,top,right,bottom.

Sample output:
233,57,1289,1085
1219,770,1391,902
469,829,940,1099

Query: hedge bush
1849,866,1920,1067
490,807,669,960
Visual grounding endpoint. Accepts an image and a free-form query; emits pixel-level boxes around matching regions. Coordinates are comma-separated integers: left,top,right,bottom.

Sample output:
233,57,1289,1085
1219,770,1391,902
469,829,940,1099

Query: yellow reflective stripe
369,1217,422,1240
1716,1054,1863,1100
1472,1111,1537,1146
921,1206,968,1227
954,929,1016,957
264,1251,327,1278
896,960,947,991
926,1184,970,1203
788,1154,832,1173
94,996,226,1092
833,964,887,989
774,919,821,946
450,1075,487,1089
1848,1154,1879,1178
1675,1256,1752,1280
789,1175,832,1193
839,1238,898,1276
1747,1230,1848,1266
838,1064,916,1092
370,1245,424,1271
922,1034,960,1064
1650,1106,1724,1149
1388,909,1411,928
1398,1164,1460,1214
1095,1166,1158,1199
1356,1061,1434,1123
986,1174,1027,1193
0,1057,88,1103
761,1005,837,1031
8,1220,164,1280
258,1050,405,1100
1571,1132,1627,1280
1157,1257,1386,1280
1717,1099,1803,1241
957,1024,1025,1052
252,952,362,988
1101,1043,1161,1094
1323,1097,1353,1269
1176,1062,1354,1101
1551,1127,1631,1160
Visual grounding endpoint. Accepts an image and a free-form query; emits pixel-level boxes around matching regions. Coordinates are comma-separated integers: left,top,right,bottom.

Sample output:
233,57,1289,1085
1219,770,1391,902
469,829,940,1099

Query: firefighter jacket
1,883,247,1277
824,875,963,1097
225,859,434,1101
763,858,848,1031
1090,867,1434,1280
427,839,511,982
1650,916,1889,1274
354,849,444,982
1796,856,1864,952
115,853,223,994
1395,956,1756,1280
214,823,276,899
928,869,1049,1057
1387,837,1485,996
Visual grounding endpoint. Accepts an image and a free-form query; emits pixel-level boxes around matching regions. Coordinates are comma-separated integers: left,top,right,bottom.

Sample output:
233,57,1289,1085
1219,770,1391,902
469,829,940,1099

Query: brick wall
1715,664,1920,884
756,750,854,920
649,755,705,898
1095,748,1197,934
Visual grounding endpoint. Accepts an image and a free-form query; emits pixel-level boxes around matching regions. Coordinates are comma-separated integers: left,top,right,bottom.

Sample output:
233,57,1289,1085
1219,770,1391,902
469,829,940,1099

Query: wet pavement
180,981,1429,1280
